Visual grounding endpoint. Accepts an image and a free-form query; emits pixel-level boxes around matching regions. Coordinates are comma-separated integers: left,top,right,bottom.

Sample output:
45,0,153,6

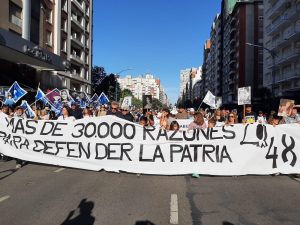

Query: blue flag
98,92,109,105
8,81,27,103
35,88,48,105
20,101,36,118
89,93,99,108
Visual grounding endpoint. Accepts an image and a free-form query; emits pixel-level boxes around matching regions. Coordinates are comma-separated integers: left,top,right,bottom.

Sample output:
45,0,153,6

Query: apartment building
221,0,263,105
0,0,93,95
264,0,300,100
205,14,223,97
118,74,164,101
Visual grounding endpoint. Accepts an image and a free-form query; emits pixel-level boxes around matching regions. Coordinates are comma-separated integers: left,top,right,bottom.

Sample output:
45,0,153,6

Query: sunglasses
121,109,128,111
229,115,234,118
111,107,118,110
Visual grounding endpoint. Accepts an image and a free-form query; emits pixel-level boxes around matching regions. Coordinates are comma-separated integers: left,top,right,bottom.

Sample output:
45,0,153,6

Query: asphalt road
0,160,300,225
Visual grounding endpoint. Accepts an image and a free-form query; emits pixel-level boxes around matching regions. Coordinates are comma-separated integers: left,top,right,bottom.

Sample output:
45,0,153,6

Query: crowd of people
0,100,299,170
0,101,299,128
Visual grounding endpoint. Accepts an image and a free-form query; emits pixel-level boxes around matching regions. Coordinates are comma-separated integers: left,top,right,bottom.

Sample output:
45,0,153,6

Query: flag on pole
20,100,36,118
46,89,62,115
89,93,99,108
203,91,216,108
35,88,48,105
121,96,132,108
8,81,27,103
98,92,110,105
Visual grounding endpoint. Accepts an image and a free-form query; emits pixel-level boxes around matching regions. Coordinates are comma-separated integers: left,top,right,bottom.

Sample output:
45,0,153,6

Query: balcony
275,69,300,84
70,54,84,65
71,15,84,30
266,0,286,19
267,6,300,35
71,35,84,47
10,15,22,27
71,0,84,11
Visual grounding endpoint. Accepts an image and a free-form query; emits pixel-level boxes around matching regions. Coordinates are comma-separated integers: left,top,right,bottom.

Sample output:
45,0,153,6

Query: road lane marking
0,195,10,203
54,168,65,173
170,194,178,224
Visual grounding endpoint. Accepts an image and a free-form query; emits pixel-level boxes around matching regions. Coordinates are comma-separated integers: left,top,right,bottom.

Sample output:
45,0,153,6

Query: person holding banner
97,105,107,117
119,106,134,122
106,101,122,118
225,113,237,126
240,104,257,124
187,112,207,132
58,106,75,121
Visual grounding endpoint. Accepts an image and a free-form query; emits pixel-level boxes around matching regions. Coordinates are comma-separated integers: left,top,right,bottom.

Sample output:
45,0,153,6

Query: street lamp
245,42,276,100
114,68,133,101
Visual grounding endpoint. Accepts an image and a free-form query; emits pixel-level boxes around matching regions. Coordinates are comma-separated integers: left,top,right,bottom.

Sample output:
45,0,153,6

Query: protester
160,108,171,130
257,110,267,124
14,106,25,119
139,116,148,127
208,118,216,128
175,107,188,119
187,112,207,132
1,105,9,115
70,103,83,119
119,106,134,122
269,115,283,126
106,101,122,117
169,120,180,131
97,105,107,117
39,109,49,120
225,113,237,126
241,104,257,124
49,110,57,120
58,106,76,121
284,107,300,124
82,108,92,118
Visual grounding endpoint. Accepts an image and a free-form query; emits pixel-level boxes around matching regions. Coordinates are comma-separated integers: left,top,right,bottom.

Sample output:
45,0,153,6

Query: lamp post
114,68,133,101
246,42,276,100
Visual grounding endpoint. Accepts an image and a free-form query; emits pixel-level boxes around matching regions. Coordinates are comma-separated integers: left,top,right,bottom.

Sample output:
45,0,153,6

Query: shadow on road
222,222,235,225
134,221,156,225
0,169,17,181
61,199,95,225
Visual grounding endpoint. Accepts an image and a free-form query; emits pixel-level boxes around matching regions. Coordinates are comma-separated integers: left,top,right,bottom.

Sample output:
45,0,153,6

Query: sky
93,0,221,104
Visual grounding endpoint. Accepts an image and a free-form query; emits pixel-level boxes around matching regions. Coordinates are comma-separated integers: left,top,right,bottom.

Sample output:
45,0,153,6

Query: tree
152,98,163,110
92,68,121,102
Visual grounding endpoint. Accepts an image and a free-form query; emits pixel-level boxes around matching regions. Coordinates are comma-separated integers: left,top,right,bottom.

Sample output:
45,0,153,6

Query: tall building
202,39,211,99
179,69,191,99
118,74,165,101
206,14,223,97
221,0,264,105
264,0,300,100
0,0,93,95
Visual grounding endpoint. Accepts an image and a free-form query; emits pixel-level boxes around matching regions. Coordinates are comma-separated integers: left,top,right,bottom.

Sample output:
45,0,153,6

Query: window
61,18,67,31
9,1,22,27
46,31,52,46
45,8,52,24
61,38,67,52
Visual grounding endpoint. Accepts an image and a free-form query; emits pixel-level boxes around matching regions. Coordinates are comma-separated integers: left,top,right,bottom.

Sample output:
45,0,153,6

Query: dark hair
62,106,71,116
169,120,180,131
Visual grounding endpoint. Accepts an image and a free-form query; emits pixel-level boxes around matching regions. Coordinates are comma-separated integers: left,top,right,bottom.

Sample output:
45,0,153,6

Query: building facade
221,0,264,105
0,0,93,95
264,0,300,100
205,14,223,97
118,74,167,102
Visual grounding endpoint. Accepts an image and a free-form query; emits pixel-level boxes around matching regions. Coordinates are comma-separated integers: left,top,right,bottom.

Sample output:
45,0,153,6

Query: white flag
121,96,132,108
203,91,216,108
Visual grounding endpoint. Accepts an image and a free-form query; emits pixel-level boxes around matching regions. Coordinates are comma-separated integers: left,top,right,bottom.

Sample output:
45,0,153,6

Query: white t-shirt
57,116,75,121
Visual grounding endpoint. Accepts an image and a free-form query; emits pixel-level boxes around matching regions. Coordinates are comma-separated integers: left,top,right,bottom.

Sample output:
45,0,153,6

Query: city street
0,160,300,225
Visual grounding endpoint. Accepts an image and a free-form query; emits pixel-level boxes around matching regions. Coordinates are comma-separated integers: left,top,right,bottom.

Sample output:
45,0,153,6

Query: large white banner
0,112,299,175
